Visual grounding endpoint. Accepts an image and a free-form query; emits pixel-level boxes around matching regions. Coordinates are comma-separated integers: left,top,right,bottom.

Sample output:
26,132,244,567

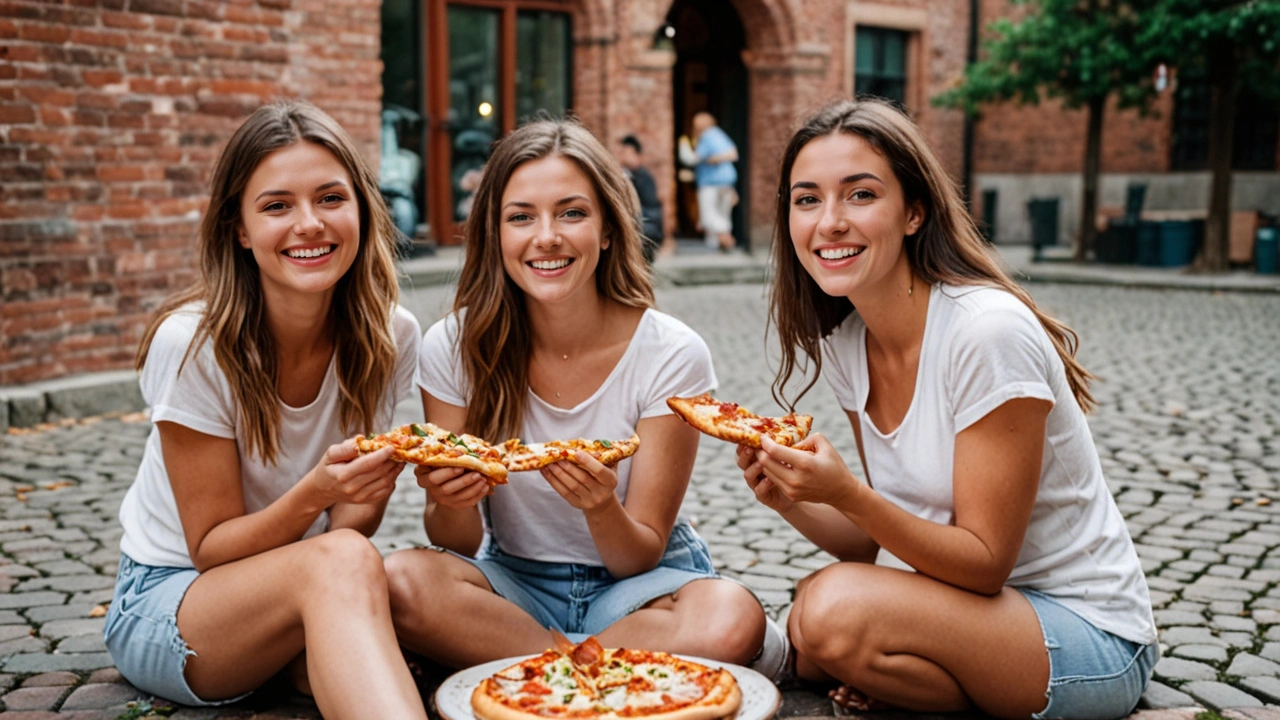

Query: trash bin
1258,226,1279,275
1027,198,1059,261
981,189,998,242
1159,220,1197,267
1098,219,1137,264
1136,221,1161,266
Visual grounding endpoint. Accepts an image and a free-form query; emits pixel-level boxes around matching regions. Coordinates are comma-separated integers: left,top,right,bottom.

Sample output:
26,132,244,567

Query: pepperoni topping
718,402,739,416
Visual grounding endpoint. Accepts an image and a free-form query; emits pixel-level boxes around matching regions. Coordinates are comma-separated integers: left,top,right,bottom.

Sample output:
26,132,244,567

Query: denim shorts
1019,589,1159,720
456,523,718,642
103,554,250,708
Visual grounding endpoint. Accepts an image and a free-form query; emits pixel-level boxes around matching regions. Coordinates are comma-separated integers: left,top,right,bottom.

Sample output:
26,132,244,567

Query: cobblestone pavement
1,281,1279,719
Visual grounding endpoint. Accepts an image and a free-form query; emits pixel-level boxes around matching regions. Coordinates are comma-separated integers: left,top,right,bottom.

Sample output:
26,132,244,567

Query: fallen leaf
43,481,74,491
1259,498,1272,506
15,492,27,502
89,604,108,618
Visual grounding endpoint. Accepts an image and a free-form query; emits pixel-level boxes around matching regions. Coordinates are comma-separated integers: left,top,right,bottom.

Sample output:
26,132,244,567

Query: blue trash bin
1159,220,1196,267
1136,221,1161,266
1257,227,1279,275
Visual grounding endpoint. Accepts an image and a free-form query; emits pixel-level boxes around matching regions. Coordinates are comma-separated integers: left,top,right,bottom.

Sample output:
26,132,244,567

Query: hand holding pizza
540,451,620,513
756,433,864,509
306,438,403,507
735,443,795,513
415,465,491,509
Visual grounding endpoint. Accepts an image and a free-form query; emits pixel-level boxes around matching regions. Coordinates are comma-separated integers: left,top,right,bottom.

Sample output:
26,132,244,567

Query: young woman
737,98,1158,719
105,101,428,719
383,118,782,675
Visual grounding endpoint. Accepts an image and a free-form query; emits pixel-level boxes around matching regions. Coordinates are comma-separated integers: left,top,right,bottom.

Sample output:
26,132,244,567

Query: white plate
434,654,781,720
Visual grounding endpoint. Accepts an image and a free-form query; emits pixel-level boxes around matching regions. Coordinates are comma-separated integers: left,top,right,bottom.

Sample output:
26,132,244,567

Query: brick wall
0,0,383,386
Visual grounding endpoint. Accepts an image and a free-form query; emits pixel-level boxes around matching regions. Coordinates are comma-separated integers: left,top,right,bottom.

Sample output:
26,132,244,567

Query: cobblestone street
2,281,1279,718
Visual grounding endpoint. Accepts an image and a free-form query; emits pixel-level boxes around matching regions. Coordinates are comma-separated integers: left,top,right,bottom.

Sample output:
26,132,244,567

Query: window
854,26,908,106
1171,68,1279,171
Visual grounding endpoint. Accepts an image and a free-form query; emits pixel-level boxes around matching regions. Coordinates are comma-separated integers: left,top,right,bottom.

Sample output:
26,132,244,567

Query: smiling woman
382,118,785,682
736,98,1159,720
105,101,429,720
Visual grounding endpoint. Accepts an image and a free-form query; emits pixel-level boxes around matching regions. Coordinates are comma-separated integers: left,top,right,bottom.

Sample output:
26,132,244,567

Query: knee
791,566,874,669
306,529,387,596
681,581,765,665
384,549,456,634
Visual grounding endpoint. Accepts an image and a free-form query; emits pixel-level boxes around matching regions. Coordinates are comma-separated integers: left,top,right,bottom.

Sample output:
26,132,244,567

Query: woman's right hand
415,465,490,510
307,439,402,507
736,443,794,513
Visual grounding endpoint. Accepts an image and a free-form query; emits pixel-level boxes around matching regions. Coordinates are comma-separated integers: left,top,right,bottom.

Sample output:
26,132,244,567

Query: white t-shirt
118,303,422,568
417,309,717,565
821,284,1157,645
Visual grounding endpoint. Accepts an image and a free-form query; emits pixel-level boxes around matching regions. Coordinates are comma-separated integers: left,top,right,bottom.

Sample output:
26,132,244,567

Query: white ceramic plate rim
433,654,781,720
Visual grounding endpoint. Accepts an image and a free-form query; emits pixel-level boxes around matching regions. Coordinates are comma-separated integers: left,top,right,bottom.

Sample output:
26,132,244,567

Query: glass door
447,5,501,223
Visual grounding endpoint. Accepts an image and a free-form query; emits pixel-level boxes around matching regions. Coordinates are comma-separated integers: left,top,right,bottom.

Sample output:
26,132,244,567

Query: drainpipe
962,0,979,209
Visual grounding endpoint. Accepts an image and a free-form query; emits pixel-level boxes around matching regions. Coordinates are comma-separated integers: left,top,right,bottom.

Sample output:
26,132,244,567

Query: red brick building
1,0,972,389
4,0,1276,394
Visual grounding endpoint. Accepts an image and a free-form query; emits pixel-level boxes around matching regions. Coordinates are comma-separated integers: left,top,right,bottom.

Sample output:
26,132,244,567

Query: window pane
516,11,571,122
380,0,425,237
448,5,500,221
882,30,906,77
854,26,907,105
855,27,877,73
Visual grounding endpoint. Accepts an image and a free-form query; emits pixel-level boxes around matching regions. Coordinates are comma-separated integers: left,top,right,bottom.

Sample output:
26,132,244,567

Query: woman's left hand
541,452,620,513
756,433,864,509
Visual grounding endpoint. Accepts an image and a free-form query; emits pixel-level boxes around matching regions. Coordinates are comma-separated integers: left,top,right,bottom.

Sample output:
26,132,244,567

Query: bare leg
598,579,764,665
386,548,553,667
175,529,427,720
788,563,1048,719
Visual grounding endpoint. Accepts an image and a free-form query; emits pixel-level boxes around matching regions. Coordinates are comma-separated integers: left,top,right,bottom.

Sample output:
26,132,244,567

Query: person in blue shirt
679,112,738,251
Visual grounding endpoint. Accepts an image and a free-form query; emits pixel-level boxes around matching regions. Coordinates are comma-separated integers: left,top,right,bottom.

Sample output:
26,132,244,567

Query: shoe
749,606,793,684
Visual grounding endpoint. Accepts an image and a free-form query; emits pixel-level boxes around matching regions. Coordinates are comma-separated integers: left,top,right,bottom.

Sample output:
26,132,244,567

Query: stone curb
0,370,142,433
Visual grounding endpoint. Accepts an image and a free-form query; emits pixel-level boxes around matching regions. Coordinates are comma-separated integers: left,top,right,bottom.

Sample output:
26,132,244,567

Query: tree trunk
1200,41,1237,273
1076,95,1105,263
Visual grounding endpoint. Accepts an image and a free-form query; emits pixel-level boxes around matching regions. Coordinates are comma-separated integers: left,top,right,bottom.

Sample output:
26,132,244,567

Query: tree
936,0,1163,262
1140,0,1280,272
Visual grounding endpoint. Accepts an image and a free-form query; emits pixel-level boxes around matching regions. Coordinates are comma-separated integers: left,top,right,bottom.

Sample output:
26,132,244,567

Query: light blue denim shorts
1019,589,1159,720
103,554,250,708
455,522,718,642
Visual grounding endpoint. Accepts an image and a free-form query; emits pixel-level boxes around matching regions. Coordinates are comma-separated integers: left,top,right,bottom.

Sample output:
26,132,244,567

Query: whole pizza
471,637,741,720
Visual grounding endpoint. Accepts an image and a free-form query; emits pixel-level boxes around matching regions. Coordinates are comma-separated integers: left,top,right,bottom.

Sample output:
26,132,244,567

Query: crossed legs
788,563,1049,719
385,548,765,668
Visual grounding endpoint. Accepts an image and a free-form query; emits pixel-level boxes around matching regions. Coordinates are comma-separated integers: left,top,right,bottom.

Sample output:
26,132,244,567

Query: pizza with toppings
471,637,741,720
666,394,812,448
356,423,509,484
500,436,641,473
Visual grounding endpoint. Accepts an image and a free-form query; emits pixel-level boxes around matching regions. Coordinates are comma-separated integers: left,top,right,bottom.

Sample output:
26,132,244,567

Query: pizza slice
499,435,640,473
356,423,508,484
667,393,813,448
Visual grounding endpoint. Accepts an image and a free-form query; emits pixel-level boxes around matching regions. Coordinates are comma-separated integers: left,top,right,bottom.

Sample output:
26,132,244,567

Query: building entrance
666,0,749,250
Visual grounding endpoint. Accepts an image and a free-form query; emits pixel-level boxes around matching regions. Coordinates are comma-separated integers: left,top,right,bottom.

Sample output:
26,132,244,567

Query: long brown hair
454,118,654,441
769,98,1095,412
136,100,402,464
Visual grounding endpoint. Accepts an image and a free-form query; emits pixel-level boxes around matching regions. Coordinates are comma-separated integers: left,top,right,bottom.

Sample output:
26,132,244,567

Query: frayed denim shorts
1019,589,1159,720
103,553,250,708
454,522,718,642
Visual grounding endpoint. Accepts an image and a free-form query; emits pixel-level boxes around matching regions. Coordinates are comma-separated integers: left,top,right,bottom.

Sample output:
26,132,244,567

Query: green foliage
934,0,1280,113
935,0,1162,114
1195,711,1228,720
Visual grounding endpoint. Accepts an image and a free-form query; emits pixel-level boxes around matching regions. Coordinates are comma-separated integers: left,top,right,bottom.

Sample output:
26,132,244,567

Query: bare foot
829,685,893,713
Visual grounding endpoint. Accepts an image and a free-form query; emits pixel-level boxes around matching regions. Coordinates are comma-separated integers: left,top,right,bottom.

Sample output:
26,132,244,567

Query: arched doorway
666,0,749,251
